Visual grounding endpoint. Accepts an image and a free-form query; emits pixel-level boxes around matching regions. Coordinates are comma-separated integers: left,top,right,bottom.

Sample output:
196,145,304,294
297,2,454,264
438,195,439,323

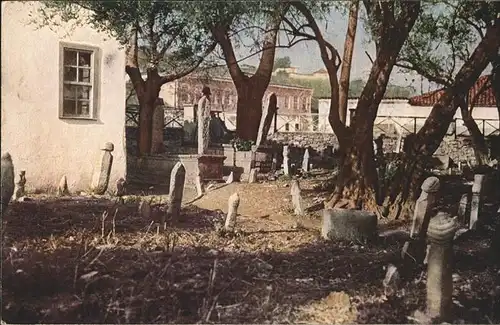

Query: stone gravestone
256,93,278,146
322,208,378,242
271,155,277,173
457,193,469,225
165,162,186,225
426,212,457,322
91,142,114,195
138,200,152,221
283,145,290,176
224,192,240,232
1,153,15,215
13,170,26,201
291,179,305,216
226,171,234,184
410,176,440,238
248,168,258,183
469,174,485,230
301,149,310,173
115,177,126,197
197,97,211,155
151,104,165,153
58,175,70,196
195,170,205,197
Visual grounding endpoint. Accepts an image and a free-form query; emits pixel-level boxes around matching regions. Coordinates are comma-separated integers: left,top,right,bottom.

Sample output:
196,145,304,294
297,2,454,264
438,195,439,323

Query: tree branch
125,24,145,96
159,41,217,84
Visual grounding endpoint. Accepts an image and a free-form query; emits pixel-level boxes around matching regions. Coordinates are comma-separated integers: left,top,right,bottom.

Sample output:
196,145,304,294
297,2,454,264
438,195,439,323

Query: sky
233,7,436,93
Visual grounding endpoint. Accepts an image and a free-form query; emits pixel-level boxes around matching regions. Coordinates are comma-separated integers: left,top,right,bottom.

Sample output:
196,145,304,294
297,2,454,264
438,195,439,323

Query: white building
318,75,499,136
1,1,127,193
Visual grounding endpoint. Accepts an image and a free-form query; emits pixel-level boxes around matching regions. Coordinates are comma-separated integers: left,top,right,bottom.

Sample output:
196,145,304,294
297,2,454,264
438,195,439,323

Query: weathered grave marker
469,174,485,230
410,176,440,238
91,142,114,195
248,168,258,183
224,192,240,232
151,104,165,153
138,200,152,221
197,94,211,155
165,162,186,225
426,212,457,322
283,145,290,176
115,177,126,197
13,170,26,201
1,153,15,214
291,179,304,216
457,193,469,225
58,175,70,196
226,171,234,184
322,208,378,242
302,148,310,173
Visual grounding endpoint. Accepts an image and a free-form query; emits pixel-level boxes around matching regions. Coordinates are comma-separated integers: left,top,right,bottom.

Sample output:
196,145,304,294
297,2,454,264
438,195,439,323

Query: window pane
64,50,77,65
78,51,91,67
78,100,90,116
76,85,91,99
63,99,77,115
78,68,91,82
64,67,77,82
63,85,76,99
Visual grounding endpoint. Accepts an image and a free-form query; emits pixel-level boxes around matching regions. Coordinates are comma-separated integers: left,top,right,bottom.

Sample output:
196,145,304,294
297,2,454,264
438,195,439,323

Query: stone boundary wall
268,132,477,163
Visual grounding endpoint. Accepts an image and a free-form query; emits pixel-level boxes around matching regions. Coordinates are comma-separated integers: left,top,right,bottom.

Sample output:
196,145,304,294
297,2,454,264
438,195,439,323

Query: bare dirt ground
2,172,500,324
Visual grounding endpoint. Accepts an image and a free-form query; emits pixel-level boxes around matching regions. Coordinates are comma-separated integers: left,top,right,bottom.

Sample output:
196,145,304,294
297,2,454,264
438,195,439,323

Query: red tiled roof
408,75,497,107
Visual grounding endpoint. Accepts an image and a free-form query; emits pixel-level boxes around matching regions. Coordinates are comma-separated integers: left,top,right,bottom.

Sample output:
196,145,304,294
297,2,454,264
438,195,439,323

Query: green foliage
271,75,415,99
274,56,292,70
37,0,215,74
230,137,254,151
398,0,500,85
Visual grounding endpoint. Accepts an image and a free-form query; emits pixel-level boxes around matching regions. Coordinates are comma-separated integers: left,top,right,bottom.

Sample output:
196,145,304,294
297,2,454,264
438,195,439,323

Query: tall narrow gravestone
197,98,211,155
291,179,304,216
91,142,114,195
426,212,457,322
283,145,290,176
469,174,485,230
13,170,26,201
165,162,186,225
410,176,440,238
151,104,165,153
1,153,15,215
302,149,310,173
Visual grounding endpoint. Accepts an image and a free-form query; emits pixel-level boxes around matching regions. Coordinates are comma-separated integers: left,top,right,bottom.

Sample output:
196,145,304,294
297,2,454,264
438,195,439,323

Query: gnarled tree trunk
212,6,285,141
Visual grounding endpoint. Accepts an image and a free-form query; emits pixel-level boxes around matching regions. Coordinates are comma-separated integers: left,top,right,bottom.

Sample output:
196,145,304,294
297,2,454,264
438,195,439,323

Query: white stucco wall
318,98,499,135
1,2,127,193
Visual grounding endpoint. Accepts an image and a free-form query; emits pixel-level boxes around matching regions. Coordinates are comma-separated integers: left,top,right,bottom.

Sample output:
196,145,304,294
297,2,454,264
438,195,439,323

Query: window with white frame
60,44,99,119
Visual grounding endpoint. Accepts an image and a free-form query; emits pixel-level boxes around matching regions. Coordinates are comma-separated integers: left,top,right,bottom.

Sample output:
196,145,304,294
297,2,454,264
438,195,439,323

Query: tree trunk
460,98,489,165
339,0,359,124
136,77,162,156
235,84,265,141
211,6,284,141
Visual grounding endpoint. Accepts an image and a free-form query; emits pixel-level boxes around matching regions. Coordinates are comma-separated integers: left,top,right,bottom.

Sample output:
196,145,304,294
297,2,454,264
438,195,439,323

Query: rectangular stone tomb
322,208,378,242
198,155,226,181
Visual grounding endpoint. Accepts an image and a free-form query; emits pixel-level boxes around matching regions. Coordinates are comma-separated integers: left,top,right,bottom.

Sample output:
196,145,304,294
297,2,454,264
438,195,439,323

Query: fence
126,105,184,129
126,105,500,138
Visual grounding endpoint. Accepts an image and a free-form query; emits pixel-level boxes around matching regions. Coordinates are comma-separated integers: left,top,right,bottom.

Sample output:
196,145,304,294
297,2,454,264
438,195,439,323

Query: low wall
268,132,478,164
127,154,199,191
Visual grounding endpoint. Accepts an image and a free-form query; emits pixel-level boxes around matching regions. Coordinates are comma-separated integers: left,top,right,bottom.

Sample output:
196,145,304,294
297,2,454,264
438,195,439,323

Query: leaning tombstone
425,212,457,322
13,170,26,201
91,142,114,195
457,193,469,225
291,179,304,216
195,171,205,197
1,153,15,215
224,192,240,232
165,162,186,226
469,174,485,230
410,176,440,238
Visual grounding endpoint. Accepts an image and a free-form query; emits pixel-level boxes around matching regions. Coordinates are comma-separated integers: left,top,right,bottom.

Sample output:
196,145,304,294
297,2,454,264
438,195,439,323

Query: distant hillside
271,73,416,99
